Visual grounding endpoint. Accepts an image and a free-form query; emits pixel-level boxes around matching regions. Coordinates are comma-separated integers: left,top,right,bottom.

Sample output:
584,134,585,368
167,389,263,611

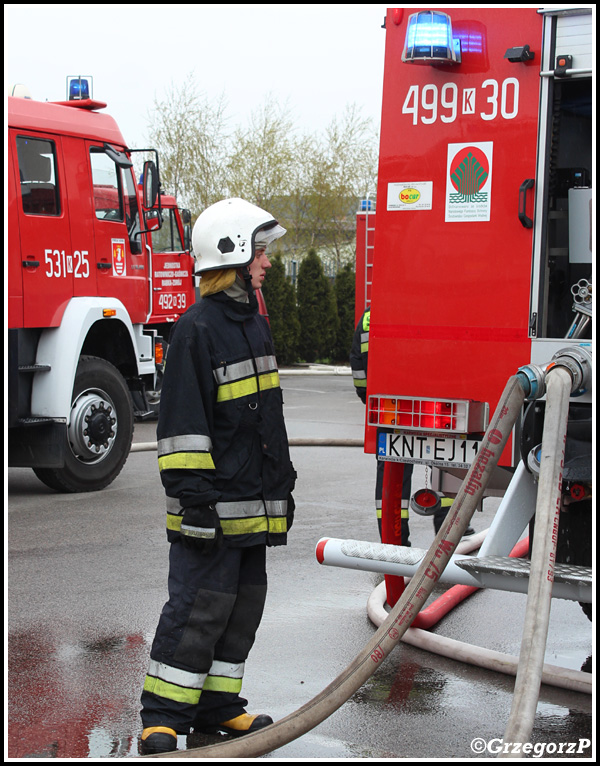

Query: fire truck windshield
149,208,185,253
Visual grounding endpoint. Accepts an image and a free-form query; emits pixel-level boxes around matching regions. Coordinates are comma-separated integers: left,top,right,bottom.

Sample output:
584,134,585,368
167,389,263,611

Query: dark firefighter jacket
350,308,370,404
157,291,296,547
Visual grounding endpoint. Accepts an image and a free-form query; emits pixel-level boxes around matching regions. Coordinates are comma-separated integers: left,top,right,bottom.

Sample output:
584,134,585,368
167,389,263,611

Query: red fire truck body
8,93,195,492
327,5,592,616
364,7,592,497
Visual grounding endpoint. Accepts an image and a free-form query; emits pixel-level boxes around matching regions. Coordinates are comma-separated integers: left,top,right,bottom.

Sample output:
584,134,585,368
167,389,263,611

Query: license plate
378,431,481,469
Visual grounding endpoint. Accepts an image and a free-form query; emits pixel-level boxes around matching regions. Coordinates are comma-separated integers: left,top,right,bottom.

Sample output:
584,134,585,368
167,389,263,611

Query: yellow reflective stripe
220,516,269,535
363,311,370,331
376,508,409,519
167,513,182,532
259,371,280,392
268,516,287,534
168,506,269,536
360,341,369,353
217,377,257,402
158,452,215,471
202,675,243,694
354,378,367,388
217,371,280,402
143,675,202,705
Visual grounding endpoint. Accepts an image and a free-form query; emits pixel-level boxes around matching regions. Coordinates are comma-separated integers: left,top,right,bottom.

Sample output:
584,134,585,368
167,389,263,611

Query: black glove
180,504,222,553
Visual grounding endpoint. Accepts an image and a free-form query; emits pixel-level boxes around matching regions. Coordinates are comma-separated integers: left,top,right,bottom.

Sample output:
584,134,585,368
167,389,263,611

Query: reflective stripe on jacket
350,308,370,401
157,291,296,547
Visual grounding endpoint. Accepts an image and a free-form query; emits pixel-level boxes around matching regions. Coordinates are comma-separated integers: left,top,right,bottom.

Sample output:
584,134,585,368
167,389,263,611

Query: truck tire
33,356,134,493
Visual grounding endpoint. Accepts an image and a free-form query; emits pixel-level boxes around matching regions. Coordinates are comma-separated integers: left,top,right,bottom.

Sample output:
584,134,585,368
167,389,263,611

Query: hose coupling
516,363,548,399
546,344,592,396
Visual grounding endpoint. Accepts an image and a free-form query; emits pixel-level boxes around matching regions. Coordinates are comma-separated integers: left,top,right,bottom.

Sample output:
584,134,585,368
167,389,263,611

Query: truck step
456,556,592,587
17,416,57,426
18,364,51,373
134,410,157,421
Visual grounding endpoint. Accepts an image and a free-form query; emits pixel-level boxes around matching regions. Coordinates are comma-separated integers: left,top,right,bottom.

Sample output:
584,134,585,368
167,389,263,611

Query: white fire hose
143,374,526,759
499,364,575,755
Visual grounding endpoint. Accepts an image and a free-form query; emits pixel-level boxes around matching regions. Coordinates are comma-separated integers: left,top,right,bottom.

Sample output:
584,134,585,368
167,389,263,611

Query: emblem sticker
112,239,127,276
445,142,493,222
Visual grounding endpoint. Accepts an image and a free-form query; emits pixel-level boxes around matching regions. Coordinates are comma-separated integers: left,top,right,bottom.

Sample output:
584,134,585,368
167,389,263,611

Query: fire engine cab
8,79,195,492
345,7,593,610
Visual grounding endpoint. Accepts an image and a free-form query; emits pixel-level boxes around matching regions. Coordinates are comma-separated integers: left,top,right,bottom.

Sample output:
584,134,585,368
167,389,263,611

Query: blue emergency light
402,11,461,65
68,76,91,100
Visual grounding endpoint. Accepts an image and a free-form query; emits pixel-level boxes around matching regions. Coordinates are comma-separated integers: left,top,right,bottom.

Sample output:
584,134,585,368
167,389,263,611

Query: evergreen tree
296,250,339,362
333,262,356,363
261,254,300,365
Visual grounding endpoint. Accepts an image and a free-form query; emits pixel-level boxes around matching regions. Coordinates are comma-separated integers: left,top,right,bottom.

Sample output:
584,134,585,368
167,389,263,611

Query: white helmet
192,198,286,274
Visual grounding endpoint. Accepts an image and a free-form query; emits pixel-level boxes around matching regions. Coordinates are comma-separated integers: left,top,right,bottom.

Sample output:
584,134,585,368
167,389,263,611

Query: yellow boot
140,726,177,754
199,713,273,737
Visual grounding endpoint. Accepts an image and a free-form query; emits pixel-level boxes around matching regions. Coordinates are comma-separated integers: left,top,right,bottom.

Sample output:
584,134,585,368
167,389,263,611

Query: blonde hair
199,268,237,297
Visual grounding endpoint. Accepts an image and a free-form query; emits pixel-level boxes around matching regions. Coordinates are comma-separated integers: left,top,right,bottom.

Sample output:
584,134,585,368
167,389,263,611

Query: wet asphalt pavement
6,372,594,760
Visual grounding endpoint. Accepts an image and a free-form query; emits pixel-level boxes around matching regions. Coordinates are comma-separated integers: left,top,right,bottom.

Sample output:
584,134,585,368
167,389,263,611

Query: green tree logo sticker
449,147,489,203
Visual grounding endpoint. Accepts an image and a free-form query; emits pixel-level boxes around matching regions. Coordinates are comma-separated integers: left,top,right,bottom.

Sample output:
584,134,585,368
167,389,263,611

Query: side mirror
143,160,159,209
145,209,161,232
184,224,192,251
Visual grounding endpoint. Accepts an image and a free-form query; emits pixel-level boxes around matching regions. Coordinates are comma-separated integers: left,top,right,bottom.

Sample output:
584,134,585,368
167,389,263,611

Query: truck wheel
33,356,134,492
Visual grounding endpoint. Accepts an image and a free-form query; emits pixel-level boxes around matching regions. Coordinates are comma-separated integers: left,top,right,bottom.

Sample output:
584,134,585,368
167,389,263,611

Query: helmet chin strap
239,265,258,310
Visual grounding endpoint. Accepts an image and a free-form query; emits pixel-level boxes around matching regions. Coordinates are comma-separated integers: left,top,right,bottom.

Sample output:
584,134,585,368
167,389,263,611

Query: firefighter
139,198,297,755
350,307,412,544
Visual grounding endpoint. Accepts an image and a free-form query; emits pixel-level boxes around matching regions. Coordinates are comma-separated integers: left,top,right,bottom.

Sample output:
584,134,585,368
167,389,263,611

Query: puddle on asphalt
8,625,148,759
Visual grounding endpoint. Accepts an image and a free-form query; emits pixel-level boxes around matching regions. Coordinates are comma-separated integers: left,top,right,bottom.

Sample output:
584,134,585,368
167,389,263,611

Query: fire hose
143,374,526,759
499,361,583,754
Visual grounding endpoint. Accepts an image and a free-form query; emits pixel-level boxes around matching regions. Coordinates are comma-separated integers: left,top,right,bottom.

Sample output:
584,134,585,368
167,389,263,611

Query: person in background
350,307,411,544
350,307,474,542
139,198,296,755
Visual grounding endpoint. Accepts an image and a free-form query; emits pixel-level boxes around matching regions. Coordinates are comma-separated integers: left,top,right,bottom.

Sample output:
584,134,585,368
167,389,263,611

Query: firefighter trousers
141,540,268,734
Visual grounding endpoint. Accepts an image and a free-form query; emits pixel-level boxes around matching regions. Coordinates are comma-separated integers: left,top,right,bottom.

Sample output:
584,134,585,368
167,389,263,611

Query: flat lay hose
499,366,573,754
143,375,526,759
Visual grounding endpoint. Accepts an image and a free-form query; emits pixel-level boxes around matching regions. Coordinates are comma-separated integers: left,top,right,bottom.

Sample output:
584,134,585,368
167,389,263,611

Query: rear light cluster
367,395,488,434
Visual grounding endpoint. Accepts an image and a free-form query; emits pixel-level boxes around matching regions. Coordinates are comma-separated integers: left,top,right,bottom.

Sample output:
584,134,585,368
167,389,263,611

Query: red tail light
367,395,488,434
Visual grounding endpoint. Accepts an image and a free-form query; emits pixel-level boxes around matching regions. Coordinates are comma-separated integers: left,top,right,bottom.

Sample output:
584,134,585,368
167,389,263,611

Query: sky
6,4,391,148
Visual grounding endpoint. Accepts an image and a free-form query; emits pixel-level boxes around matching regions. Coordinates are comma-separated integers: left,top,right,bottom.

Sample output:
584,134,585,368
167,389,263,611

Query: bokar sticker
387,181,433,211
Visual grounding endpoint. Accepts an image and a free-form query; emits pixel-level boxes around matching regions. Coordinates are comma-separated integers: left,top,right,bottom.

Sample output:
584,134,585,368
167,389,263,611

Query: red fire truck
8,82,195,492
353,7,592,604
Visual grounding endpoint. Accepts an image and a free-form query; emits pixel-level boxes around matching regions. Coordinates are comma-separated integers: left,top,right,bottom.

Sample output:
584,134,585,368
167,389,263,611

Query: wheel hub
69,390,118,463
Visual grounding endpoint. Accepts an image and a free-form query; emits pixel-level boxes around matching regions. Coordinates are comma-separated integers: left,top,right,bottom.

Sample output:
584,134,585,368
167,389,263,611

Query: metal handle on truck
518,178,535,228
